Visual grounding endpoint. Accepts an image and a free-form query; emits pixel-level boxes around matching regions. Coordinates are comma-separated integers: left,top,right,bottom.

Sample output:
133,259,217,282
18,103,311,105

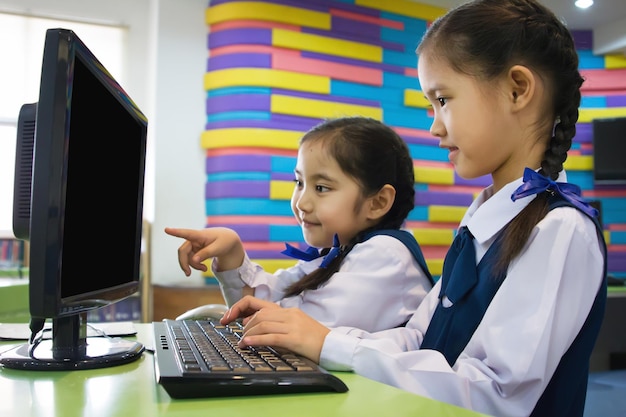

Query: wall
202,0,626,282
0,0,208,286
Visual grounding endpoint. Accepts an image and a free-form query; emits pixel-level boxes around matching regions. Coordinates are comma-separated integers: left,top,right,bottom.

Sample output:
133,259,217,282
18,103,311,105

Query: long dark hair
283,116,415,297
416,0,584,275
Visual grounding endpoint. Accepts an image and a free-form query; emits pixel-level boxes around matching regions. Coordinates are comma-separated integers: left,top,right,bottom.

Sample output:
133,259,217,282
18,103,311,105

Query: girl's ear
508,65,536,112
367,184,396,220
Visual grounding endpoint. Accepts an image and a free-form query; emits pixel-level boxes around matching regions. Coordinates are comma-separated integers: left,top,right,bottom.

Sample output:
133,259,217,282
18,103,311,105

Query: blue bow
280,234,342,269
280,244,320,261
510,168,598,218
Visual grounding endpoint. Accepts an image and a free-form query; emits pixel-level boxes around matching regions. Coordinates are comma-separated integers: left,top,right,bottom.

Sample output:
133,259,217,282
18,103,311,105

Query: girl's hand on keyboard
224,295,330,363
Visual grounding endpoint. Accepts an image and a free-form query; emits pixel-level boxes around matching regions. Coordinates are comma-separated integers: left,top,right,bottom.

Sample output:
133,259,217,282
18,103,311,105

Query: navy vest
420,195,607,416
360,229,434,287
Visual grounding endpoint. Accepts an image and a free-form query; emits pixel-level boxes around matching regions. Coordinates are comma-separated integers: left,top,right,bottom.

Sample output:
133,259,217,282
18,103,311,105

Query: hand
164,227,245,276
222,296,330,363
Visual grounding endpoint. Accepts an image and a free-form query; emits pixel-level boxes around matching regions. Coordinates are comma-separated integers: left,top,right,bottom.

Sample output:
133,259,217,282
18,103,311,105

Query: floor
584,370,626,416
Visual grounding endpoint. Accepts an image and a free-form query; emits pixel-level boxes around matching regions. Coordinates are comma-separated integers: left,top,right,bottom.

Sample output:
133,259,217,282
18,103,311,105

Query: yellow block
252,259,299,273
356,0,447,21
270,180,295,200
206,1,331,30
564,155,592,171
205,68,331,94
605,54,626,69
271,95,382,120
411,228,454,246
273,28,383,63
579,107,626,123
415,166,454,185
429,205,466,223
201,128,302,150
404,89,430,109
426,259,444,276
205,257,445,277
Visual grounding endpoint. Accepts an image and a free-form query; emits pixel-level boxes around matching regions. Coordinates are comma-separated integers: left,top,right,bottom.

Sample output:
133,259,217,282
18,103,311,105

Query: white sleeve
319,208,604,417
212,253,317,306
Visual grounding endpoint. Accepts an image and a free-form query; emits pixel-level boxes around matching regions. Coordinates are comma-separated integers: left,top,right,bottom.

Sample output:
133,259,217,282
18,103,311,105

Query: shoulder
348,234,418,267
536,205,602,247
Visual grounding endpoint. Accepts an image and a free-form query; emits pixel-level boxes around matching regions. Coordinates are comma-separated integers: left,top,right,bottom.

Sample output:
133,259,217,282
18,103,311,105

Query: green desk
0,323,489,417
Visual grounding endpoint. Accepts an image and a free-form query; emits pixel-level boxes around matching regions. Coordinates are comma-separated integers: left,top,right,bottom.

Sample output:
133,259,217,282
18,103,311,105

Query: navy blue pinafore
420,194,607,417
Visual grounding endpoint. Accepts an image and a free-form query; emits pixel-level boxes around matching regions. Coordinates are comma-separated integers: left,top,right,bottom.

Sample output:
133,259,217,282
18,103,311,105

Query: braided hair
416,0,584,275
283,116,415,297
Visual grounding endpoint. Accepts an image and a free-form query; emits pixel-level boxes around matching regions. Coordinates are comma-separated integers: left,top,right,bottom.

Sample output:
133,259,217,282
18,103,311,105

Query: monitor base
0,337,144,371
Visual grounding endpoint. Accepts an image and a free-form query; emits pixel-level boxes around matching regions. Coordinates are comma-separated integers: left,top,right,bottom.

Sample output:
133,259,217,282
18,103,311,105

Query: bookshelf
0,238,28,279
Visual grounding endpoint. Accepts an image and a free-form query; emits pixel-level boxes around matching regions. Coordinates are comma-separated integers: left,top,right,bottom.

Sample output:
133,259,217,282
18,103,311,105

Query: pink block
329,8,404,30
581,68,626,92
272,52,382,86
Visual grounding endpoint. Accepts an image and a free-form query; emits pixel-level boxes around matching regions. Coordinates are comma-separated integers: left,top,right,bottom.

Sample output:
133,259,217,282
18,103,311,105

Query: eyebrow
294,169,336,183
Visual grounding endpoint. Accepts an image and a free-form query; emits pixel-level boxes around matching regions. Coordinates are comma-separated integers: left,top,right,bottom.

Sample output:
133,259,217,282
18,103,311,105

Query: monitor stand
0,313,144,371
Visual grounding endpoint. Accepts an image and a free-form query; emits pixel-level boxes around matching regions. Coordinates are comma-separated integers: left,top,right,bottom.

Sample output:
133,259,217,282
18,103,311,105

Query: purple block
272,88,379,107
271,172,295,181
302,26,403,52
205,181,269,198
575,123,592,144
608,250,626,272
206,154,271,173
454,174,492,187
206,94,270,114
400,134,438,146
207,53,271,71
206,114,323,132
415,190,474,207
208,28,271,49
330,15,381,39
607,96,626,107
216,224,270,241
208,0,380,16
572,30,593,50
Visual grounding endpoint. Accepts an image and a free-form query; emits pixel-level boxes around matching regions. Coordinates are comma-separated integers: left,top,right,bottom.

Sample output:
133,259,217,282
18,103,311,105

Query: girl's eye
316,185,330,193
293,178,303,188
437,97,447,106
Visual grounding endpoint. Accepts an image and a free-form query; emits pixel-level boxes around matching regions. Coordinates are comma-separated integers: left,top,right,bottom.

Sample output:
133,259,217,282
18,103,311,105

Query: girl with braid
220,1,607,416
166,116,433,332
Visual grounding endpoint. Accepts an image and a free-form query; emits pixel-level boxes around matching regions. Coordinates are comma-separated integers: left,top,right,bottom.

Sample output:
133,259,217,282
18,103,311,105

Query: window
0,13,125,236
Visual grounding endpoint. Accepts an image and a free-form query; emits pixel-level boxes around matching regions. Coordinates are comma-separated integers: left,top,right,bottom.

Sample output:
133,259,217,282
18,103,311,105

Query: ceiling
414,0,626,53
415,0,626,30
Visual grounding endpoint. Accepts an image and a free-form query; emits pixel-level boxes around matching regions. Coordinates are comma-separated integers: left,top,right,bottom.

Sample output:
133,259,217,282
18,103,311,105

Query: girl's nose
429,114,445,138
295,190,312,213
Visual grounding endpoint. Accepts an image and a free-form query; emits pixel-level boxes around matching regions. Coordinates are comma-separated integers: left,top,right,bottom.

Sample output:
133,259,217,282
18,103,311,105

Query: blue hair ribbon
510,168,598,218
281,234,341,269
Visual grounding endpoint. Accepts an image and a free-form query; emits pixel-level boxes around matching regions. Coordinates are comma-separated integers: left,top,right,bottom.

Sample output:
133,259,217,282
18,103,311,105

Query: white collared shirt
320,171,605,417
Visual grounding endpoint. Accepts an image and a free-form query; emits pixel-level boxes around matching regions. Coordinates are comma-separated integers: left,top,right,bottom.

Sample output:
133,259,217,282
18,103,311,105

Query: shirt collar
459,170,568,244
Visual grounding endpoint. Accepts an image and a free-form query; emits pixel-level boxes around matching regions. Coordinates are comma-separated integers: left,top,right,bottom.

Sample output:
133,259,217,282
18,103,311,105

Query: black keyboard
152,319,348,399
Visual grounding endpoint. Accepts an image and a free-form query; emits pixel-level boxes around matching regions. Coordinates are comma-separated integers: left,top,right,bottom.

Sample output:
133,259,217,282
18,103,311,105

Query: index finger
164,227,198,240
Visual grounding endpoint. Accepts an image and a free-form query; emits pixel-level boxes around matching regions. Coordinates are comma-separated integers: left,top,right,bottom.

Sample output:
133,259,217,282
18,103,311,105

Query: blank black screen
593,117,626,185
60,55,144,298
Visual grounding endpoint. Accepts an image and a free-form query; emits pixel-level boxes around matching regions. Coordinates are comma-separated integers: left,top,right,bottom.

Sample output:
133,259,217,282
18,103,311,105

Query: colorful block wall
202,0,626,281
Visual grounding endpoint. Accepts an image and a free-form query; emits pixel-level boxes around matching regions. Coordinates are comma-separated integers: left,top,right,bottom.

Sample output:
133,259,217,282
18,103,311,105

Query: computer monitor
0,28,148,370
592,117,626,186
